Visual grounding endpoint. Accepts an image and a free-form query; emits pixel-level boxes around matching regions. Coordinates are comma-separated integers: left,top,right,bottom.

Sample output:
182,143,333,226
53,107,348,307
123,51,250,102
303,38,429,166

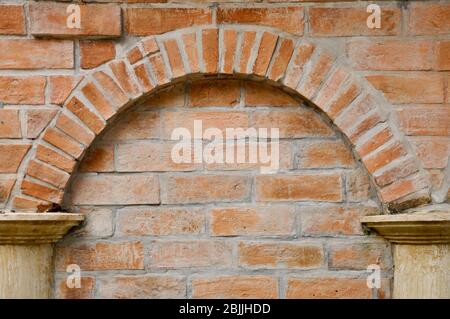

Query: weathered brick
69,208,113,238
148,53,169,85
253,32,278,76
356,126,393,158
0,178,15,204
217,7,304,35
188,80,240,107
238,31,257,73
103,111,160,141
363,141,407,173
21,179,63,203
0,144,30,173
55,241,144,271
313,67,349,107
65,96,105,134
182,33,200,73
139,84,184,109
81,82,115,120
202,29,219,74
164,39,185,78
0,5,25,35
328,241,391,270
327,82,360,118
26,160,70,189
163,175,251,204
133,63,154,92
238,241,323,269
408,3,450,35
117,207,204,236
346,169,372,202
30,3,121,38
80,41,116,69
79,145,114,173
436,41,450,71
147,240,233,268
396,106,450,136
27,108,59,139
12,196,51,212
0,109,21,138
49,75,82,105
93,71,129,108
0,76,46,104
210,206,294,237
297,140,354,169
297,52,334,100
245,81,299,107
284,42,315,89
412,137,450,169
43,128,85,159
379,174,428,203
256,174,342,202
0,40,73,69
35,144,76,173
221,29,238,74
269,38,295,81
70,175,160,205
56,277,95,299
55,113,95,146
192,276,278,299
109,61,140,97
126,8,212,35
373,157,419,187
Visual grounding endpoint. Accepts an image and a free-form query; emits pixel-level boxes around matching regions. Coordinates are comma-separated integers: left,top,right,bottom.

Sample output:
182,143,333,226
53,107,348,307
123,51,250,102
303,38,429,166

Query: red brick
436,41,450,71
239,241,323,269
309,7,401,36
26,160,69,189
412,137,450,169
70,174,160,205
55,113,95,146
269,38,295,81
56,277,95,299
147,240,233,268
103,111,160,141
348,112,383,143
117,207,204,236
256,174,342,202
141,37,159,56
163,175,250,204
334,95,377,133
55,241,144,271
12,196,51,212
79,144,114,173
80,41,116,69
328,241,391,270
408,3,450,35
0,109,21,138
347,40,433,71
126,8,212,35
163,39,185,79
66,96,105,134
251,109,333,138
379,174,428,203
109,61,140,97
134,64,154,92
238,31,257,73
149,53,169,85
395,106,450,136
81,82,115,120
296,140,354,168
313,67,350,107
202,29,219,74
139,84,184,109
97,275,185,299
192,276,278,299
21,179,63,203
0,5,25,35
182,33,200,73
373,157,419,187
0,144,30,173
245,81,299,107
217,7,304,35
43,128,84,159
363,141,407,173
0,178,15,204
0,76,46,104
366,74,444,104
327,82,360,118
0,40,73,69
126,46,143,65
221,29,238,74
188,80,240,107
297,52,334,99
93,71,129,108
300,205,378,236
30,3,121,38
284,41,315,89
35,144,76,173
210,205,294,237
253,32,278,76
49,75,82,105
356,126,393,157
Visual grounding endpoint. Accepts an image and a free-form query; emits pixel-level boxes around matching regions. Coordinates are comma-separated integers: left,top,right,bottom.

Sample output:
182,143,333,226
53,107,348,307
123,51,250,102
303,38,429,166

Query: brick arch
12,25,431,213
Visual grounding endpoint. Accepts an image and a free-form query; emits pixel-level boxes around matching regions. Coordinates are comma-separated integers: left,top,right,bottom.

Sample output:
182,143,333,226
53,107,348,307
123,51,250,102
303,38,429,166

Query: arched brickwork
10,25,431,213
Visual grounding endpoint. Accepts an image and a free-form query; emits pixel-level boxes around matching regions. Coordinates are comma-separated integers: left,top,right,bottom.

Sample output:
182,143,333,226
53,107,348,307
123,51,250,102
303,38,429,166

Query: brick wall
0,0,448,299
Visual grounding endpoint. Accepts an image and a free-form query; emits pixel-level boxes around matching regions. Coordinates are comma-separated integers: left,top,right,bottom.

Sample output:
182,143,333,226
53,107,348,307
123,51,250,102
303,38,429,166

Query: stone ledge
361,211,450,244
0,212,84,244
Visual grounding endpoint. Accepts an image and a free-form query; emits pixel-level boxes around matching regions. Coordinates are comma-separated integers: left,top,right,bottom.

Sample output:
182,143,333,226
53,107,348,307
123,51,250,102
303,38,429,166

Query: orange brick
109,61,140,97
210,206,294,237
238,241,323,269
103,111,160,141
55,241,144,271
297,140,354,168
373,157,419,187
256,174,342,202
43,128,84,159
80,41,116,69
188,80,240,107
21,179,63,203
217,7,304,35
117,207,204,236
0,5,25,35
366,74,444,104
55,113,95,146
126,8,212,35
49,75,82,105
253,32,278,76
0,76,45,104
70,174,160,205
0,109,21,138
0,178,15,204
334,95,377,133
300,205,378,236
149,53,169,85
26,160,69,189
356,126,393,157
30,3,121,38
35,144,76,173
93,71,129,108
379,174,428,203
133,64,154,92
164,39,185,78
56,277,95,299
408,3,450,35
79,144,114,173
327,82,360,118
313,67,350,107
97,275,186,299
363,141,407,173
396,106,450,136
12,195,51,212
163,175,250,204
245,81,299,107
284,41,315,89
238,31,257,73
298,52,335,100
139,84,184,109
251,109,333,138
66,96,105,134
347,40,432,71
0,40,73,69
436,41,450,71
142,37,159,56
182,33,200,73
202,29,218,74
0,144,30,173
126,46,143,65
269,38,295,81
328,241,391,270
81,82,115,120
192,276,278,299
147,240,233,268
221,29,238,74
309,7,401,36
412,137,450,169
